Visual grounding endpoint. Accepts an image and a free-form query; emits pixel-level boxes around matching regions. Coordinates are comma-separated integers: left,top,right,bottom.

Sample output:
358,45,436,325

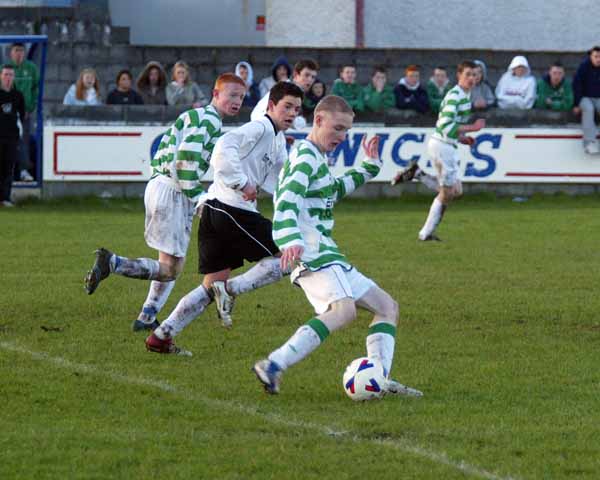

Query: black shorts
198,198,279,274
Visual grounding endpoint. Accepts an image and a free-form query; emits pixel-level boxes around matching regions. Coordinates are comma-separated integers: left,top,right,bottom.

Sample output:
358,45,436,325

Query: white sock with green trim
268,318,329,370
366,322,396,377
154,285,212,339
227,257,283,296
419,197,446,240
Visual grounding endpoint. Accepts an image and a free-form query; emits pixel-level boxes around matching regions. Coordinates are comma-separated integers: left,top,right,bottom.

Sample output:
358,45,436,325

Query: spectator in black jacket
0,65,25,206
573,46,600,154
107,69,144,105
394,65,429,113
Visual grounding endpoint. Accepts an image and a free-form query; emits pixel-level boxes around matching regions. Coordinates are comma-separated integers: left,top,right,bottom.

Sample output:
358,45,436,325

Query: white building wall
365,0,600,51
265,0,355,47
109,0,266,46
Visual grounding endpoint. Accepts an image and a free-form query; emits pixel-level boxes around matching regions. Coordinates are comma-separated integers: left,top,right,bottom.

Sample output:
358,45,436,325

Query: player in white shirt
84,74,246,332
252,59,319,131
146,82,304,355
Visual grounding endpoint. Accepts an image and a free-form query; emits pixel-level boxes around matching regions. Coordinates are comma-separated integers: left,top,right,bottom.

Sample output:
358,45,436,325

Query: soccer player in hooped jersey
84,74,246,331
392,61,485,241
253,95,423,397
145,81,304,355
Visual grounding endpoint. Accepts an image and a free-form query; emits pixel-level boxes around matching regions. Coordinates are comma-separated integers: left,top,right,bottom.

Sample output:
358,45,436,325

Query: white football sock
227,257,283,296
366,322,396,378
268,318,329,370
138,281,176,322
416,171,440,192
110,255,160,280
154,285,212,339
418,197,446,239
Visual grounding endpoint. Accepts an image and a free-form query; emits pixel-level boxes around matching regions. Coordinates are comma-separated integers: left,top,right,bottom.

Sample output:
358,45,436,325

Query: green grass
1,194,600,479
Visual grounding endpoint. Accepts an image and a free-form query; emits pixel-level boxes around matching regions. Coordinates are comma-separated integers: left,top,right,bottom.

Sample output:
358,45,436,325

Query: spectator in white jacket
495,56,536,109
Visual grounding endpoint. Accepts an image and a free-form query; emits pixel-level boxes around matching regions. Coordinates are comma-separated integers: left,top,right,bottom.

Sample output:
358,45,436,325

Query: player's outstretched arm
458,119,486,145
333,135,382,201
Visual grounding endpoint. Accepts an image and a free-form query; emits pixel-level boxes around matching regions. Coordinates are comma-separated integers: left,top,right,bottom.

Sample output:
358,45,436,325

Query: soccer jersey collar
264,114,279,134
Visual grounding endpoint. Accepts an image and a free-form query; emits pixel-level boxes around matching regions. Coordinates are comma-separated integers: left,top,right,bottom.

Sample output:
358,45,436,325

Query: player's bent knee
326,298,357,329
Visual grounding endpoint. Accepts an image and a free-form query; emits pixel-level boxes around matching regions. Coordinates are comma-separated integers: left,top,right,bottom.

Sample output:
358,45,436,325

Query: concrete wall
108,0,265,46
265,0,355,47
365,0,599,51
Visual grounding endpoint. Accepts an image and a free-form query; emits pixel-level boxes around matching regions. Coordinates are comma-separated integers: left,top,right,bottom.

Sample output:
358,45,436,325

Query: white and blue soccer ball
342,357,386,401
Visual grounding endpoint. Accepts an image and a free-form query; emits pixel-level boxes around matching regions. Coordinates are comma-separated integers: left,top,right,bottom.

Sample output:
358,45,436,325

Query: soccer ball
342,357,386,401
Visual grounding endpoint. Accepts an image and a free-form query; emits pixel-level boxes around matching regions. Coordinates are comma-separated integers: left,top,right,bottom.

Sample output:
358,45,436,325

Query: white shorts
144,176,195,258
293,265,376,315
427,137,461,187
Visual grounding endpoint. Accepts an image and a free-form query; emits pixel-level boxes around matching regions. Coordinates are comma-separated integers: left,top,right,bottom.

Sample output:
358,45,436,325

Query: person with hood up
495,56,536,109
393,65,429,113
471,60,496,110
136,61,167,105
258,56,291,98
573,46,600,154
535,62,573,112
235,61,260,108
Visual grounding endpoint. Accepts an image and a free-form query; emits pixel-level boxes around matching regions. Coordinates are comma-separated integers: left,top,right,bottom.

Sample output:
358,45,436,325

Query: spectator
573,46,600,154
166,61,208,108
252,58,319,130
107,69,144,105
303,78,326,114
394,65,429,113
495,55,536,109
6,42,38,182
63,67,102,106
235,61,260,107
136,61,167,105
331,63,364,112
362,65,395,113
535,62,573,112
258,56,291,97
471,60,496,110
0,65,25,207
426,66,451,113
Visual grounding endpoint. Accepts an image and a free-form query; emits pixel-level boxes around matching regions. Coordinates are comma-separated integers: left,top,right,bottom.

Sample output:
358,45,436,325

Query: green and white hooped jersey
433,85,471,143
151,104,222,202
272,139,381,271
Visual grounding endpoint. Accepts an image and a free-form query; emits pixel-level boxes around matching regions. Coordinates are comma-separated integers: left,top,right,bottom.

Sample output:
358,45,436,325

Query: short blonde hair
314,95,354,116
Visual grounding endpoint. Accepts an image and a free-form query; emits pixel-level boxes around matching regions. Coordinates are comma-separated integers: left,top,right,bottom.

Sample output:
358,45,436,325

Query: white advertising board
44,125,600,183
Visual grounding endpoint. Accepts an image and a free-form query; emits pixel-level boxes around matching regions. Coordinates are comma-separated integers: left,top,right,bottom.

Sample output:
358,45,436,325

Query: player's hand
573,106,581,115
241,182,257,201
361,134,380,159
280,245,304,271
458,135,475,146
472,118,486,131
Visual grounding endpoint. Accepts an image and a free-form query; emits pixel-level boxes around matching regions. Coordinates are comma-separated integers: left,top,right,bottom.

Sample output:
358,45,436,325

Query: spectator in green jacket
535,62,574,111
426,66,451,113
362,65,395,113
331,63,364,112
6,43,38,181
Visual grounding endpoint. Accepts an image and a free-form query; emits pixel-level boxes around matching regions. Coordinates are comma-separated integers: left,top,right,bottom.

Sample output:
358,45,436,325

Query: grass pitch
1,194,599,479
